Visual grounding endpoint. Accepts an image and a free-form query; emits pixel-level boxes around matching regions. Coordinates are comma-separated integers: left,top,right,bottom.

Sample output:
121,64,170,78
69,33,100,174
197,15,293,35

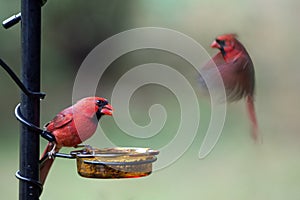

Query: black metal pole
19,0,41,199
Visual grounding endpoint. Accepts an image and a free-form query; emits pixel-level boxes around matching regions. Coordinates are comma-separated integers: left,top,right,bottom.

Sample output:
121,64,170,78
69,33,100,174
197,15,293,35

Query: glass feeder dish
70,146,159,179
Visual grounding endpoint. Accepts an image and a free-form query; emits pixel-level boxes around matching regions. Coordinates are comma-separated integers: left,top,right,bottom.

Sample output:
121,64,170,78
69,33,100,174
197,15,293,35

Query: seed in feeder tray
74,147,159,179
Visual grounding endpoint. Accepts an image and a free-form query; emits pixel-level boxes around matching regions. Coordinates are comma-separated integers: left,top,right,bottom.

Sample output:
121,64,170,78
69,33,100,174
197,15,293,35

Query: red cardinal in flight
40,97,113,184
200,34,258,141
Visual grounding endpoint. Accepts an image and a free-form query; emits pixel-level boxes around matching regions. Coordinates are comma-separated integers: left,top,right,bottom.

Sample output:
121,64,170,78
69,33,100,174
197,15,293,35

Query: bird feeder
46,146,159,179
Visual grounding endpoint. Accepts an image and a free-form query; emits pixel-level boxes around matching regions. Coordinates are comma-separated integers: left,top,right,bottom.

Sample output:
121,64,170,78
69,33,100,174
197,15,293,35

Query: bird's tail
246,96,260,142
39,142,59,185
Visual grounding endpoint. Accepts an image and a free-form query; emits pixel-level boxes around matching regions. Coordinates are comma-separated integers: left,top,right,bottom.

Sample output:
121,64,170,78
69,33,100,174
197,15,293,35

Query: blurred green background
1,0,300,199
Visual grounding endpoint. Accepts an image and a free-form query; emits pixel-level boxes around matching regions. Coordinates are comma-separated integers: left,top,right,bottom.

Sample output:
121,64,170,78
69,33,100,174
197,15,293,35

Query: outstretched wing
217,53,255,101
200,52,255,102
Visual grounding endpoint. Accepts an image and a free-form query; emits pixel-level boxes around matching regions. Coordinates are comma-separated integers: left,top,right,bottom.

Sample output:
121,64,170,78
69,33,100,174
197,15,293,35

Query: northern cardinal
200,34,258,141
40,97,113,184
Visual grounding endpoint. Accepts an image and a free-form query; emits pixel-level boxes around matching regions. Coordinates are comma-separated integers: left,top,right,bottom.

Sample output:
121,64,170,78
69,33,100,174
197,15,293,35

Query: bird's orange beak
101,104,113,116
211,40,221,49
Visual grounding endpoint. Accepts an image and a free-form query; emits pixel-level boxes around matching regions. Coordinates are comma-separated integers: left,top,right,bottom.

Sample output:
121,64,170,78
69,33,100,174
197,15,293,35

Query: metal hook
2,0,48,29
15,171,43,196
15,104,56,142
2,13,21,29
0,58,46,99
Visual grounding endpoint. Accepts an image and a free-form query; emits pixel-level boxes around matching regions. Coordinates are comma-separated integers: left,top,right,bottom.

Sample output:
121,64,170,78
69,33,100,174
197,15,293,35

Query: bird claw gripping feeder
1,1,159,199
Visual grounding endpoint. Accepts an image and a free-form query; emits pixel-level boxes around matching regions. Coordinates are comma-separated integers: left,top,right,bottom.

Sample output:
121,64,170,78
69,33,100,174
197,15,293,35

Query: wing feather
200,52,255,102
44,108,73,131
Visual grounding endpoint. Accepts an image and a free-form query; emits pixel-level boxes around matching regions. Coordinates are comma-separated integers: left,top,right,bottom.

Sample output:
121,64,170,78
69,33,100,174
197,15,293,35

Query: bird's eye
96,100,107,107
216,39,226,47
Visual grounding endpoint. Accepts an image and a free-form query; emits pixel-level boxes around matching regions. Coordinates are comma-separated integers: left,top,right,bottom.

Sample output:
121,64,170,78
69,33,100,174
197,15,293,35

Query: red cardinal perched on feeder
40,97,113,184
200,34,258,141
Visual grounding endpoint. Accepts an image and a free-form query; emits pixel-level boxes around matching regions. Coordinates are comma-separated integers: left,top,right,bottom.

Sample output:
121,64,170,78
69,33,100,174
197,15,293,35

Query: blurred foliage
1,0,300,199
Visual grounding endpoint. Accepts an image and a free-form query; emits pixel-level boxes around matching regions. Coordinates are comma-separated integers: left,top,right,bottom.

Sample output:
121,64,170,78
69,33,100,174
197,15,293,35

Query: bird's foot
75,144,93,150
48,143,56,159
75,144,95,154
